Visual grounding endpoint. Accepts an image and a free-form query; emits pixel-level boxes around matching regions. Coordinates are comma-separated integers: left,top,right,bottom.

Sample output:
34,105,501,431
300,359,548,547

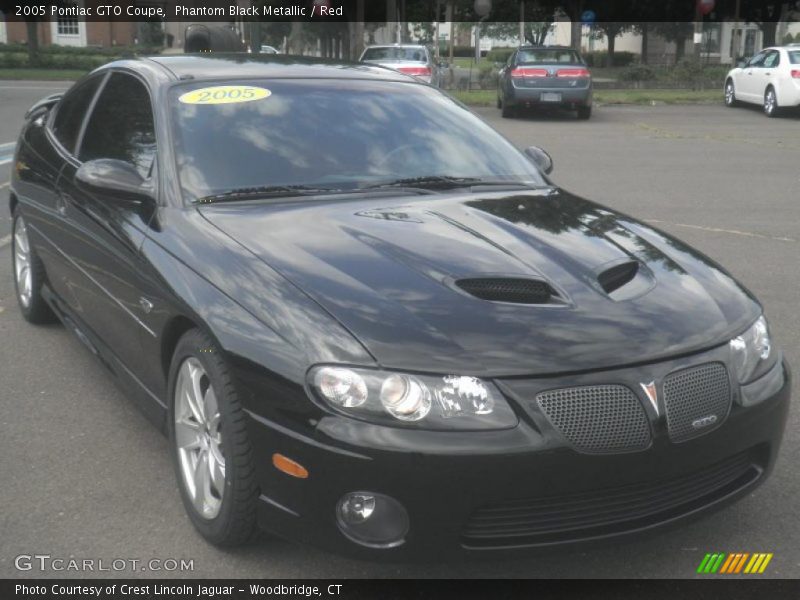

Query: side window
763,51,779,68
79,72,156,179
51,76,103,154
748,52,766,68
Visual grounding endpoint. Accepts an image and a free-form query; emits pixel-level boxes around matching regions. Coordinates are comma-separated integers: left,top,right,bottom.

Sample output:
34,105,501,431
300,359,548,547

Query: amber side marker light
272,453,309,479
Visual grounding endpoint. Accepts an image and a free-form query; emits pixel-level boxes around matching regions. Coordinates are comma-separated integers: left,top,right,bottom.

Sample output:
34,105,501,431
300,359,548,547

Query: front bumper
244,352,790,561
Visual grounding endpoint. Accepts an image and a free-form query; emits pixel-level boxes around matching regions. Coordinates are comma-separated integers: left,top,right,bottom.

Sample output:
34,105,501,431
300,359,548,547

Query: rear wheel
11,208,56,324
724,79,739,107
577,105,592,120
763,87,779,118
168,329,259,546
501,100,516,118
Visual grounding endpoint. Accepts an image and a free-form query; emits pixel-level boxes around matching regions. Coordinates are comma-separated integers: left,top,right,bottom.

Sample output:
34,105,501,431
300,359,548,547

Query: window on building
57,2,79,36
703,24,721,54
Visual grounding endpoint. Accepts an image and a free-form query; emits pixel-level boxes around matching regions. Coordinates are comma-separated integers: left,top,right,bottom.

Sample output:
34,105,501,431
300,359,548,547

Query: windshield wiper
196,184,346,204
364,176,540,191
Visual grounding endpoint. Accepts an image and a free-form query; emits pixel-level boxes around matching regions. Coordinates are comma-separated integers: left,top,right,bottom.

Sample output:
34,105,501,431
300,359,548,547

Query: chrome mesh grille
664,362,731,442
536,385,651,454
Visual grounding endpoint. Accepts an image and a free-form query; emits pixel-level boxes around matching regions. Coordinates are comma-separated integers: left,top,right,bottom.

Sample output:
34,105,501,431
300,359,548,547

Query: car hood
198,188,760,376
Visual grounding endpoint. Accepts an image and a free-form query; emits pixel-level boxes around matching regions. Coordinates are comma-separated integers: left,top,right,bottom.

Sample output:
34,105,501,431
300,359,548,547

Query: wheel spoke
209,452,225,497
188,362,207,424
203,387,219,428
175,418,203,450
193,450,211,513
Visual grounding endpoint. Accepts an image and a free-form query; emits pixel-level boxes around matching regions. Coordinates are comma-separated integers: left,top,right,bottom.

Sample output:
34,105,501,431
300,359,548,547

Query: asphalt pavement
0,84,798,578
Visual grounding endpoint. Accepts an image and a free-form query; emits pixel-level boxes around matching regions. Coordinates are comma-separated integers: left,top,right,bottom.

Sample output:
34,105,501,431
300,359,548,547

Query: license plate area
540,92,562,102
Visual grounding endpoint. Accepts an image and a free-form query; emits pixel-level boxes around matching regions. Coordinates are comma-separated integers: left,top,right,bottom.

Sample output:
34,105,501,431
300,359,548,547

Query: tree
651,22,694,63
591,22,634,66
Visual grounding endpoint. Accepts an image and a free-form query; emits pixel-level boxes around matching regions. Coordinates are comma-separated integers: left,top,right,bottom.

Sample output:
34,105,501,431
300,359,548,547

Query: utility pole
693,0,704,59
435,0,441,60
732,0,741,62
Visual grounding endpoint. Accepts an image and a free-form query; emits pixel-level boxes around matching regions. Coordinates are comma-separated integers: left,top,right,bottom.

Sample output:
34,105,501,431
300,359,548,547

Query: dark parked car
498,46,593,119
10,55,790,560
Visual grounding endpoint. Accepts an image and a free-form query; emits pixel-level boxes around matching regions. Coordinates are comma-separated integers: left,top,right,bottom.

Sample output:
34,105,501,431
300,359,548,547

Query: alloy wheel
764,89,776,116
174,357,226,519
13,217,33,308
725,82,735,106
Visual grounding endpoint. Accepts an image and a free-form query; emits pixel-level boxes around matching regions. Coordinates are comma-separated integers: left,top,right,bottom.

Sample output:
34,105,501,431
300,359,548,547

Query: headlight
729,316,774,384
308,366,518,430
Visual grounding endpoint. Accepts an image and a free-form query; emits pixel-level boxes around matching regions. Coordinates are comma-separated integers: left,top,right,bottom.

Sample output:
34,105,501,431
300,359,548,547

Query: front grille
664,362,731,442
536,385,651,454
456,278,556,304
463,450,762,547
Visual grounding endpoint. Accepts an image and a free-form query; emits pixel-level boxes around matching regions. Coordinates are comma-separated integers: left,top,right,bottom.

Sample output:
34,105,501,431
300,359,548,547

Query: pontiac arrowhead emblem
640,381,659,415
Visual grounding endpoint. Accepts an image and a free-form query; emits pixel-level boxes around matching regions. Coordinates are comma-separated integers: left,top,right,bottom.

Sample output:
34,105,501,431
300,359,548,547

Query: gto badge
640,381,659,415
692,414,718,430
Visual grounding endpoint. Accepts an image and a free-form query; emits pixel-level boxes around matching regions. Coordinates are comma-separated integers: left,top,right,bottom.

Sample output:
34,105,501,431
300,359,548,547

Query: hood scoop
598,261,639,294
455,277,559,305
596,260,654,301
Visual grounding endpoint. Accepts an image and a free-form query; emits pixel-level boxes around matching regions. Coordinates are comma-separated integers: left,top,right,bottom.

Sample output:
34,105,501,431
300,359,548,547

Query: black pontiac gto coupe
9,55,790,559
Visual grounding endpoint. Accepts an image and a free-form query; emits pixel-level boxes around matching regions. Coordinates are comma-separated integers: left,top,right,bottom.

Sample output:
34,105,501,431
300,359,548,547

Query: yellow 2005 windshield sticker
178,86,271,105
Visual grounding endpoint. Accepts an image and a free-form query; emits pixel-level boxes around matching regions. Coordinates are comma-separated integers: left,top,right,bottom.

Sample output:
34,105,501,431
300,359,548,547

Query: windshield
789,50,800,64
517,49,582,64
170,79,546,203
362,47,428,62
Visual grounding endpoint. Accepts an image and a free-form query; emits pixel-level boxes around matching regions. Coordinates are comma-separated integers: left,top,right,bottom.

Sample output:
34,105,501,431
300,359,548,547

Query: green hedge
584,51,637,67
0,51,111,70
0,43,161,56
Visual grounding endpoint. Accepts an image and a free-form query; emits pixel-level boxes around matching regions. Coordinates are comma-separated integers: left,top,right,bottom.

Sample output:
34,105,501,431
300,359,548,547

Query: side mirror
76,159,155,208
736,58,747,68
523,145,554,175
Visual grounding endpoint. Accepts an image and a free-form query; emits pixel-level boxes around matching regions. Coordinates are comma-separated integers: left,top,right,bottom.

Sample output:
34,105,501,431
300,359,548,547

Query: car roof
364,44,427,49
121,54,418,84
517,45,576,50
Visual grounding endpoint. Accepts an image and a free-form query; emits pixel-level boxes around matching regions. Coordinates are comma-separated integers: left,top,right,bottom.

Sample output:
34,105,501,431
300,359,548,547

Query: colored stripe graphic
698,552,773,574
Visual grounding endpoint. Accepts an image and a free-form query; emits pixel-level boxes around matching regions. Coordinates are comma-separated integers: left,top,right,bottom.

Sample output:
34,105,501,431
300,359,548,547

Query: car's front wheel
11,208,56,324
168,329,259,546
724,80,739,107
764,87,779,118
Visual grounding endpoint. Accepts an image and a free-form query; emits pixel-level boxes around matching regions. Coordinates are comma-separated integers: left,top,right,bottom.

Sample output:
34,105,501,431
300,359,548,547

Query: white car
724,46,800,117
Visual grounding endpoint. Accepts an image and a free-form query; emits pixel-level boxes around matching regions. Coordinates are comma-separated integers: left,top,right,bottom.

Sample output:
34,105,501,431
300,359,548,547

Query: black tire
496,93,502,109
577,105,592,120
11,207,56,324
724,79,739,107
167,328,259,546
763,86,780,118
501,100,516,118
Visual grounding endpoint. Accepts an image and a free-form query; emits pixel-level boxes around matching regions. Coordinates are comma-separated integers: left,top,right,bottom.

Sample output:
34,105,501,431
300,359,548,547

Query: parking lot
0,82,798,578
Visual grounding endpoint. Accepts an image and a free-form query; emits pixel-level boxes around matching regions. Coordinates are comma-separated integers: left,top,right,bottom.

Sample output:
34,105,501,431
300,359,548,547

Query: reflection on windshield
170,79,545,202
